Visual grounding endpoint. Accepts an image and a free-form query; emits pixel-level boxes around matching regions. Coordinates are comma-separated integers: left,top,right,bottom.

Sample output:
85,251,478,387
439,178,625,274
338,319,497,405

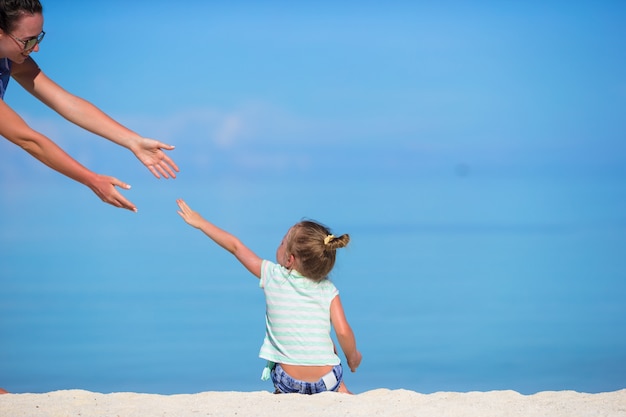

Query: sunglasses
8,30,45,51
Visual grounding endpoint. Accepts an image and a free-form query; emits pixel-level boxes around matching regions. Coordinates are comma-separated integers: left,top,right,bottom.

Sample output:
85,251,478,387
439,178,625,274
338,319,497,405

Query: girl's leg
337,381,352,394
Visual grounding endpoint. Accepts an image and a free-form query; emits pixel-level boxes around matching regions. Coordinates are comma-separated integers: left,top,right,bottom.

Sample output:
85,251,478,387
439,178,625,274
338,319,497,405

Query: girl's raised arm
176,199,263,278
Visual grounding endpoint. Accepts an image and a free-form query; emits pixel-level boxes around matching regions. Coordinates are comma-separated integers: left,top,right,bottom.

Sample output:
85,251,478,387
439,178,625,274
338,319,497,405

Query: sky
1,1,625,188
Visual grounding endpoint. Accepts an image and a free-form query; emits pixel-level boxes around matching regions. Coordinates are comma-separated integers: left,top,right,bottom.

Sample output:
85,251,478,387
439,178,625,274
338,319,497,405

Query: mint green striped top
258,260,341,366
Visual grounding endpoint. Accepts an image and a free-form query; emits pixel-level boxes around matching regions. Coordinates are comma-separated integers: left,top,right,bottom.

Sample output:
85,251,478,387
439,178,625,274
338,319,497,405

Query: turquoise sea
1,171,625,395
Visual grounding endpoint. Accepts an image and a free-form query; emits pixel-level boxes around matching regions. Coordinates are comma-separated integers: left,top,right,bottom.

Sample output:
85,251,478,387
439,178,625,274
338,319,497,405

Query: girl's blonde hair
286,220,350,282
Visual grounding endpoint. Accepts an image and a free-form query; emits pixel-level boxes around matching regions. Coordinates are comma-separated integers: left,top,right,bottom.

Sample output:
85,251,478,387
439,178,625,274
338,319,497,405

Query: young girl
176,199,362,394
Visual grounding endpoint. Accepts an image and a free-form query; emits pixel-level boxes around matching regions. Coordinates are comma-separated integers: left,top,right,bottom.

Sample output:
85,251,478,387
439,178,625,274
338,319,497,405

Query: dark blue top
0,58,12,99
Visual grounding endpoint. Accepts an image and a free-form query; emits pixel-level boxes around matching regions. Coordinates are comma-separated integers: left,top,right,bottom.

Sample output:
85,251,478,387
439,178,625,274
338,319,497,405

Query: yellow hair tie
324,234,335,245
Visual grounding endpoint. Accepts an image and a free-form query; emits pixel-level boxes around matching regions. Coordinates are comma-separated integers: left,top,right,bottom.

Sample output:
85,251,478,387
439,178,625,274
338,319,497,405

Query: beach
1,388,625,417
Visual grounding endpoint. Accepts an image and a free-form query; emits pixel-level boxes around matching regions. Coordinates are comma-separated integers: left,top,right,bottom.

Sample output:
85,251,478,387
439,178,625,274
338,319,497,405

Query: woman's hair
0,0,42,33
286,220,350,282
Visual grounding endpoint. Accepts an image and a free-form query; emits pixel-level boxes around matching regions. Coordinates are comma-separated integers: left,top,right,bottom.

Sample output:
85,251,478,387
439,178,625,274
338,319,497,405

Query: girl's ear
285,254,296,269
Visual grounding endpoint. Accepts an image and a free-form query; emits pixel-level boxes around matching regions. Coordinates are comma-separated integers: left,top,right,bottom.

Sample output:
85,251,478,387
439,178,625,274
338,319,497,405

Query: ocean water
1,172,625,395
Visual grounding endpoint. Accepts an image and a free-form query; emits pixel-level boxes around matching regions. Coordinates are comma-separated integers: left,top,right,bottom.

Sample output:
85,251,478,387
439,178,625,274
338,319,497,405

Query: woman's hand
88,174,137,212
131,137,179,179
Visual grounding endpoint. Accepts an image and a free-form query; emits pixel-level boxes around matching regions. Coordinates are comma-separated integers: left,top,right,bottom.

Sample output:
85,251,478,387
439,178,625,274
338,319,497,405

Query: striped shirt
258,260,340,366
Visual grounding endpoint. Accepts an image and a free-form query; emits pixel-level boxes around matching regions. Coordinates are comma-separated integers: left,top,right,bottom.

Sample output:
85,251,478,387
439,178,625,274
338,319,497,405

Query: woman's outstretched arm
12,57,179,179
0,98,136,211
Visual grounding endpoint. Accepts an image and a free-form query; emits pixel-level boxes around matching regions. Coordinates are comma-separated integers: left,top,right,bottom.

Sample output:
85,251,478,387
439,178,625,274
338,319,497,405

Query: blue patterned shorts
271,363,343,394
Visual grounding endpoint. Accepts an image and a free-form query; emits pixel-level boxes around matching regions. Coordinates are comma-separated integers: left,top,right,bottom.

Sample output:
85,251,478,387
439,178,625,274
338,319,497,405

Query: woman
0,0,179,212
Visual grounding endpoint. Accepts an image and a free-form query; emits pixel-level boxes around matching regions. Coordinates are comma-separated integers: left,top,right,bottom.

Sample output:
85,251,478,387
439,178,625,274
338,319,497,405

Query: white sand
1,389,625,417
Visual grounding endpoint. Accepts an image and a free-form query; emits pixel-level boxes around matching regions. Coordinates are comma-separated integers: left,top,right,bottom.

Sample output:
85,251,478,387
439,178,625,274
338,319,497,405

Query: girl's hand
176,199,204,228
131,137,179,179
88,174,136,212
348,350,362,372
